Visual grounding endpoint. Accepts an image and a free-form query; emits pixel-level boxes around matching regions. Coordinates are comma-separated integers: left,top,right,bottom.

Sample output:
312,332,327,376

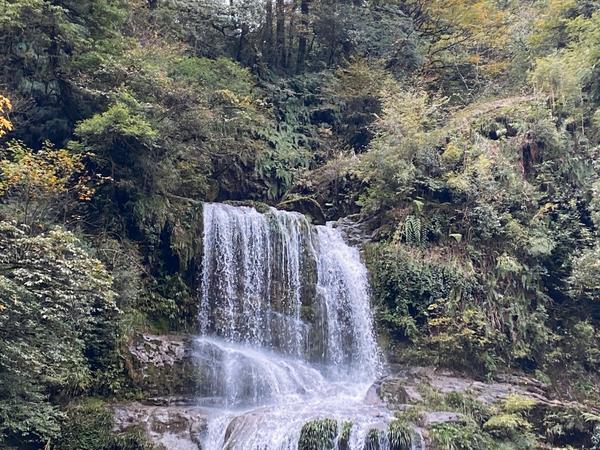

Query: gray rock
370,376,415,409
124,334,200,396
420,411,466,427
373,366,551,409
113,402,209,450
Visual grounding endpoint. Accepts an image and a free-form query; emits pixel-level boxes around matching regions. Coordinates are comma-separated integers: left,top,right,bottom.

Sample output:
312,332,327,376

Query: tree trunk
276,0,286,68
264,0,274,64
236,24,249,61
296,0,309,73
287,1,298,72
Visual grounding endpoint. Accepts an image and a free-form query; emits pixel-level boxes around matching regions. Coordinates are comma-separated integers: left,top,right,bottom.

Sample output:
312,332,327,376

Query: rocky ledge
368,366,600,448
370,366,552,409
113,401,209,450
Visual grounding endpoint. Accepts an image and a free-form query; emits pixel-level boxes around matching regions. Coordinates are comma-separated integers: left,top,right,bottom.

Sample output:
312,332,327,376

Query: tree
276,0,286,67
0,221,116,447
296,0,309,72
0,95,11,138
0,140,96,227
0,0,127,144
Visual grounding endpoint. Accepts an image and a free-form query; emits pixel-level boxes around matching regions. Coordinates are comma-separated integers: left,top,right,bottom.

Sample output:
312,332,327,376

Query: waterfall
197,203,389,450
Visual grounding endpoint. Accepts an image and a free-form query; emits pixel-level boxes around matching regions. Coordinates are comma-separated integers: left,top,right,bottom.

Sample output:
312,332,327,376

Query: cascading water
196,203,408,450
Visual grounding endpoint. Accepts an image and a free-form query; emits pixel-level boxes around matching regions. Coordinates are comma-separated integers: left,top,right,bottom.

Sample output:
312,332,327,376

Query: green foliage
1,1,600,448
338,421,353,450
366,242,476,344
297,418,338,450
502,395,537,414
387,419,412,450
482,395,536,443
0,0,127,143
483,413,531,438
0,222,117,447
56,398,155,450
361,90,600,380
56,399,113,450
569,245,600,301
444,392,491,426
76,102,159,150
364,428,384,450
429,423,495,450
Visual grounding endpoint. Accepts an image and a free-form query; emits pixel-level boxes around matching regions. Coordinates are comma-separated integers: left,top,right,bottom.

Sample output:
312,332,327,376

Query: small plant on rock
387,419,413,450
298,418,338,450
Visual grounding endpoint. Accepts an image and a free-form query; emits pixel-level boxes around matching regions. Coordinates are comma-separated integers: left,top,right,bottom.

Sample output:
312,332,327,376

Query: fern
404,215,422,245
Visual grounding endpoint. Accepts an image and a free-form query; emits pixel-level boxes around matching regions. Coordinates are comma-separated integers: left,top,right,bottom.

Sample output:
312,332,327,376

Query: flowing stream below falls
195,203,421,450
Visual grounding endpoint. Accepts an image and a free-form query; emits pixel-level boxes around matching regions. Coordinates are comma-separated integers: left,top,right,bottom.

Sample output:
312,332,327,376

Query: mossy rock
123,333,201,397
56,399,155,450
224,200,271,214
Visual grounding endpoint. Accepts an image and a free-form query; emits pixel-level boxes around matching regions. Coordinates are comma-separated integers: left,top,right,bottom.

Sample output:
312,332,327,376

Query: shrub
387,419,412,450
298,418,338,450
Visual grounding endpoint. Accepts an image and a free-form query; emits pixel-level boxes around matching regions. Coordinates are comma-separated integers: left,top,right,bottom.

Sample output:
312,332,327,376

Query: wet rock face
113,402,209,450
124,334,200,396
373,366,550,412
367,377,415,410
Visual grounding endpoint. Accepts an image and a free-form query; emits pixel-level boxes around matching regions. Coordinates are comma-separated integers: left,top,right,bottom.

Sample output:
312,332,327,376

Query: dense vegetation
1,0,600,448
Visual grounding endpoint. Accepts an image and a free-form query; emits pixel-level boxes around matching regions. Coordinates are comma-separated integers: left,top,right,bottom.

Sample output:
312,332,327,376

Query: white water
197,203,398,450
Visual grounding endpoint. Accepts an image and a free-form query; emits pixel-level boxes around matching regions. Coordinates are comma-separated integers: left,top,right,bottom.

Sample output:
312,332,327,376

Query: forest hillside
1,0,600,449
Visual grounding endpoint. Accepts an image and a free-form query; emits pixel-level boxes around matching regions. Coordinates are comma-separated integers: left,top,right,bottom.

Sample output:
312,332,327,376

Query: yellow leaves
441,143,464,165
0,95,13,138
529,0,577,50
532,202,556,220
0,140,95,204
418,0,512,78
215,89,253,108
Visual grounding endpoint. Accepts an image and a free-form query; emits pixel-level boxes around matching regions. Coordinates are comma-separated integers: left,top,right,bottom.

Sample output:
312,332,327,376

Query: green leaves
0,222,117,446
75,102,158,150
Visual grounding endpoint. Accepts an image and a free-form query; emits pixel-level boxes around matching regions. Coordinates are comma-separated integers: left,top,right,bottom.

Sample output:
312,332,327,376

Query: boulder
369,376,423,409
113,402,209,450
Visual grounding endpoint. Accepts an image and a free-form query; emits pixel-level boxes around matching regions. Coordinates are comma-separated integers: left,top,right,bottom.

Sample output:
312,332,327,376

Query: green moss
441,142,464,165
105,429,155,450
502,395,537,414
483,413,531,437
444,391,491,425
298,418,338,450
56,399,155,450
56,399,113,450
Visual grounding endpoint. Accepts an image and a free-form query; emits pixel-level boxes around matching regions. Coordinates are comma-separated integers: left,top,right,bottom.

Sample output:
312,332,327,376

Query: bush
56,399,155,450
387,419,412,450
429,423,495,450
298,418,338,450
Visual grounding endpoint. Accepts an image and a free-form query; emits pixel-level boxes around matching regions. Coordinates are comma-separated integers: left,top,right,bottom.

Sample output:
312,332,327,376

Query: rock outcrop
124,333,200,397
369,366,600,449
113,402,209,450
372,366,551,409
